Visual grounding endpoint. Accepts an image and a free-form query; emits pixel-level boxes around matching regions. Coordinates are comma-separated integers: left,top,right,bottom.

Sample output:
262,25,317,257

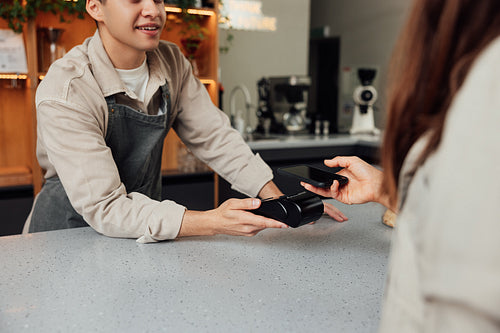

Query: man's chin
143,41,160,52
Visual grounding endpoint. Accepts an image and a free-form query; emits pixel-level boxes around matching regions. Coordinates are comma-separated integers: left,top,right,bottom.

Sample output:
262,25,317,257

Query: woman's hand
301,156,387,207
178,198,288,237
323,202,348,222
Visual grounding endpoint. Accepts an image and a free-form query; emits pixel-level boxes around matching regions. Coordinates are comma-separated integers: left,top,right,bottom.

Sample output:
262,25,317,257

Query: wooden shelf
200,78,216,84
0,74,28,80
164,6,216,17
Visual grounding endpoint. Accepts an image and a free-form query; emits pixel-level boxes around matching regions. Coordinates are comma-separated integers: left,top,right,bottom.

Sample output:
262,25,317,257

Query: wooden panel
0,17,10,30
0,84,31,168
26,18,43,194
159,7,219,172
0,17,36,190
0,166,32,187
162,130,180,171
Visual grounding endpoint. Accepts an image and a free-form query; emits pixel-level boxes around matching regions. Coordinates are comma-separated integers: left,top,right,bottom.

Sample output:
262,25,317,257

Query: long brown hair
382,0,500,205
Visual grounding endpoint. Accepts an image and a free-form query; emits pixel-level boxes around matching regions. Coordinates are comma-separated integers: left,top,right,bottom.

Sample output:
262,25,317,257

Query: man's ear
86,0,104,23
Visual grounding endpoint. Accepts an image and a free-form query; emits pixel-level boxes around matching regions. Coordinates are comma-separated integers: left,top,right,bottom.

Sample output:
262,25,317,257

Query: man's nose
142,0,161,17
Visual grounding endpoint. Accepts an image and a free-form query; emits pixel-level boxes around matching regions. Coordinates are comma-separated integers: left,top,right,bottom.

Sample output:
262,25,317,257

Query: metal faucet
229,84,253,138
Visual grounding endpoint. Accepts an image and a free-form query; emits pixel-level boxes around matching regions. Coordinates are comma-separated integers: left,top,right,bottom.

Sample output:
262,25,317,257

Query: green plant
164,0,234,55
217,0,233,54
165,0,209,59
0,0,86,33
218,28,233,55
179,11,209,41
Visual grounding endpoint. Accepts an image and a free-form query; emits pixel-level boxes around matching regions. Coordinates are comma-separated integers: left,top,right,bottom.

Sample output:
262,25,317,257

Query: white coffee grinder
350,68,380,135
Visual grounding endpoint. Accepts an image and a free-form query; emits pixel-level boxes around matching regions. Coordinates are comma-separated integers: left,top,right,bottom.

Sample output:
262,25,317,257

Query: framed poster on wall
0,29,28,73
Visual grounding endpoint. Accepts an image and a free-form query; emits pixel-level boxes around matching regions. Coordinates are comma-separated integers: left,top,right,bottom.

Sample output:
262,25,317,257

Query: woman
304,0,500,331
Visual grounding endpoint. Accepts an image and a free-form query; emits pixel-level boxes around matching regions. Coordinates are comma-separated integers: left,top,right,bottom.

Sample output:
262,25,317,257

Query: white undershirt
115,58,165,115
115,58,149,103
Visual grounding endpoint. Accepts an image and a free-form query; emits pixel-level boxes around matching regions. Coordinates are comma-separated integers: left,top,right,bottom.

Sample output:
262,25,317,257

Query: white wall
219,0,310,128
310,0,412,127
219,0,413,130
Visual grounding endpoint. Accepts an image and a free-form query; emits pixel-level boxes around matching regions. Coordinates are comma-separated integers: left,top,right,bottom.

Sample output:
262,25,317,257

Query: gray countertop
245,133,381,150
0,201,392,333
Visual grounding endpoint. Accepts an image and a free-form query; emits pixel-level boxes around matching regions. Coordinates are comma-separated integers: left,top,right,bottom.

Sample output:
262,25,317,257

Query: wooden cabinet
0,3,219,194
161,4,219,172
0,19,39,192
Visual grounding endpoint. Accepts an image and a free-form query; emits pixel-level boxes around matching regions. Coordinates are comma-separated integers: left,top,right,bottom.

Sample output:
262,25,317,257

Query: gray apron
29,84,172,232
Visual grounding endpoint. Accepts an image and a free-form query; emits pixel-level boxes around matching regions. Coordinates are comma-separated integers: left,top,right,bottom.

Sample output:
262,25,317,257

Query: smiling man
23,0,299,242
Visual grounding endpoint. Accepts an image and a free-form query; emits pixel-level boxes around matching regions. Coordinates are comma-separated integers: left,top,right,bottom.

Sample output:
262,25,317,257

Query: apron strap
105,94,116,106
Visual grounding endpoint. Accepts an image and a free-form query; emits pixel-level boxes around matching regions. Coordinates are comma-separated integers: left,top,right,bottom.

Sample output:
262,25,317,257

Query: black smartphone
277,165,348,188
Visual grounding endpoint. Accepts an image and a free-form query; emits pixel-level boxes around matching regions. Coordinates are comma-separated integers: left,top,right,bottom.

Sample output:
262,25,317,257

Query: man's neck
98,29,147,70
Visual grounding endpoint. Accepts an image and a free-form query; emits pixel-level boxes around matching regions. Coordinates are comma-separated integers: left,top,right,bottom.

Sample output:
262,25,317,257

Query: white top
115,58,149,103
379,36,500,332
115,58,166,115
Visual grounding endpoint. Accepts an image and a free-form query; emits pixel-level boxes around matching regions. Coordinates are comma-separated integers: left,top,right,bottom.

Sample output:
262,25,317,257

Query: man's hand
178,198,288,237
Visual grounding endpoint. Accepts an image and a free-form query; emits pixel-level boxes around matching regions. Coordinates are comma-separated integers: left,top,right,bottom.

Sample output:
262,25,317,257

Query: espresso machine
255,76,311,135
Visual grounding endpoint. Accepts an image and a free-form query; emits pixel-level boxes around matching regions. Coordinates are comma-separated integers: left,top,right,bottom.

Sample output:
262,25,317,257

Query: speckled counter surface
0,201,392,333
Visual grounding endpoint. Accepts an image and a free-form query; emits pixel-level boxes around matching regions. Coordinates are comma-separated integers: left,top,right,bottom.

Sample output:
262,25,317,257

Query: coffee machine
350,68,380,135
256,76,311,135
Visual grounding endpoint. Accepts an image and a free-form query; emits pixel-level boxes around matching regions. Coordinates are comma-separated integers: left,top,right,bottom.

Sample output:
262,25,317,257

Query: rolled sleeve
229,153,273,197
135,196,186,243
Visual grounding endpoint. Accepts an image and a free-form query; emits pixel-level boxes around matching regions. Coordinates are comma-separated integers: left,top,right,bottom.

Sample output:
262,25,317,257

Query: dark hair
382,0,500,205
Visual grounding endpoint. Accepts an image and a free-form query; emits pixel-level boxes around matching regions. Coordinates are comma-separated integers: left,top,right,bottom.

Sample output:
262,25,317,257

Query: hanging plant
164,0,234,55
165,0,209,59
0,0,27,32
0,0,86,33
217,0,233,54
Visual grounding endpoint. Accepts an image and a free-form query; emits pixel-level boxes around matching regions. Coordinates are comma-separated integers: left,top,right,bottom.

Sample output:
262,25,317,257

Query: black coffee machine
255,76,311,135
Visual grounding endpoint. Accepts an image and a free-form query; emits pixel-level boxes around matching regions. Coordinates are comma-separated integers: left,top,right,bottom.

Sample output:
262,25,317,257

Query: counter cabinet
0,172,215,237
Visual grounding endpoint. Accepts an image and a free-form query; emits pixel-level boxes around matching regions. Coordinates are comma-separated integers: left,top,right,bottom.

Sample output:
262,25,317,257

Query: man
24,0,292,242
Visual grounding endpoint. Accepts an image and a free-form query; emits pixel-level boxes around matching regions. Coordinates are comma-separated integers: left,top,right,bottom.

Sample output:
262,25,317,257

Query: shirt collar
87,30,167,100
87,30,126,98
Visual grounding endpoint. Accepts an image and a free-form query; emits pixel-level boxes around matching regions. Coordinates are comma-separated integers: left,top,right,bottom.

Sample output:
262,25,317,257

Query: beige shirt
26,31,273,243
379,37,500,331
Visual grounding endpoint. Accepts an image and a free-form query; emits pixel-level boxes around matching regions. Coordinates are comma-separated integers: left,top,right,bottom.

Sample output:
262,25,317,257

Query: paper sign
219,0,277,31
0,29,28,73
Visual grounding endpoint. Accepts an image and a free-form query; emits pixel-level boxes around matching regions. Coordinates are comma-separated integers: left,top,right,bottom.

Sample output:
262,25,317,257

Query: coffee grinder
350,68,380,135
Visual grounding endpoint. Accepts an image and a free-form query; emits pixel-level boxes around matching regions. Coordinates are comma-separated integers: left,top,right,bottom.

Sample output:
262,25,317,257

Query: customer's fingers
324,202,348,222
301,182,331,197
